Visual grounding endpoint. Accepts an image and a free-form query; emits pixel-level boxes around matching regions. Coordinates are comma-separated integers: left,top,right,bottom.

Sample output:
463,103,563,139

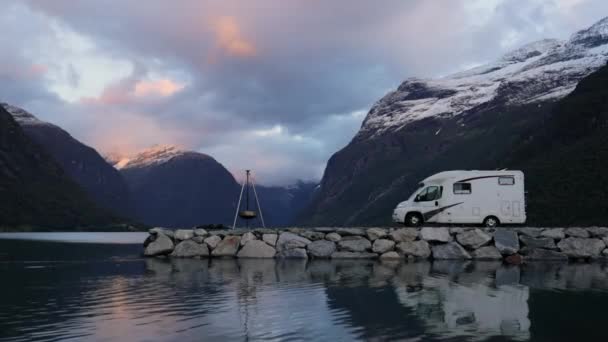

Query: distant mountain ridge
301,16,608,226
1,103,132,218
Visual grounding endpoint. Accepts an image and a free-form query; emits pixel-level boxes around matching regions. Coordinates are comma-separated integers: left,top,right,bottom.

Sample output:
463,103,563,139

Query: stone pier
143,227,608,261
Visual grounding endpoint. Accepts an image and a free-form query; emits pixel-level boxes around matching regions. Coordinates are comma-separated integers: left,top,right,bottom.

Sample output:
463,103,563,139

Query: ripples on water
1,235,608,341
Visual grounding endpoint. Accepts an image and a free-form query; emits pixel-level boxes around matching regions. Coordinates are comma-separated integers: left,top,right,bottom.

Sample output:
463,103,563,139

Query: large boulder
175,229,194,241
240,232,257,246
421,227,451,243
307,240,336,258
514,227,543,237
455,229,491,249
149,227,175,239
263,233,278,246
540,228,565,240
372,239,395,254
331,252,378,259
278,248,308,258
519,235,556,249
204,235,222,249
299,231,326,241
557,238,605,258
144,233,174,256
325,233,342,242
193,228,208,237
171,240,209,258
276,232,312,251
338,236,372,252
586,227,608,238
494,230,520,255
366,228,388,241
471,246,502,260
237,240,276,258
211,236,241,257
389,228,418,242
431,242,471,259
525,248,568,261
565,227,589,238
395,240,431,258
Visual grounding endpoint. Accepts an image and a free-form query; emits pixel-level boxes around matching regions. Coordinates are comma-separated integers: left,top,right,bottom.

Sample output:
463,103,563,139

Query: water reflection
2,251,608,341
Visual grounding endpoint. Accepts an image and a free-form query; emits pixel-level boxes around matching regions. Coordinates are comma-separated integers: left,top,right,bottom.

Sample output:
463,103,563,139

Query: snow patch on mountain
360,17,608,139
1,103,50,126
111,145,188,170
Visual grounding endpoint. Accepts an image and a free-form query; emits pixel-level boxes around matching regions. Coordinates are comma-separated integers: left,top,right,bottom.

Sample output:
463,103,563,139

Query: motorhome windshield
407,183,426,201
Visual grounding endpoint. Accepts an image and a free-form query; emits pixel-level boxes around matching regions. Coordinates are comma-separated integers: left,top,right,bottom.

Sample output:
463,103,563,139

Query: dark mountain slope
0,106,117,229
1,103,132,217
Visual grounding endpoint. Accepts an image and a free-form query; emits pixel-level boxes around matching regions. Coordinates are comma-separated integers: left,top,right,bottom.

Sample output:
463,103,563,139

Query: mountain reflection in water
1,239,608,341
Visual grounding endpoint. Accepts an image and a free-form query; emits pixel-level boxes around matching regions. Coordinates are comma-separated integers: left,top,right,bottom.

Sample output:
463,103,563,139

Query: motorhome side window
416,186,441,201
498,176,515,185
453,182,471,194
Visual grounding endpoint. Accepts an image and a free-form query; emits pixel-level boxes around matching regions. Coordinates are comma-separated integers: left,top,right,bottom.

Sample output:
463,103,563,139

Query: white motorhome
392,170,526,227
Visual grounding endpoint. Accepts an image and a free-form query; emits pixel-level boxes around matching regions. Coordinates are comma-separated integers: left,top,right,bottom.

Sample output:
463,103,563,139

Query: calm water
1,233,608,341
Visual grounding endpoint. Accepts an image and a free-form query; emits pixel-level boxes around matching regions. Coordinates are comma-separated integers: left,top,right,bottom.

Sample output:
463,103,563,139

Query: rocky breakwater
143,227,608,261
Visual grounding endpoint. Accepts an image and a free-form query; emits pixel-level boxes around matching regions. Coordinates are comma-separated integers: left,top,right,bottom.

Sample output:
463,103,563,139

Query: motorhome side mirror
435,201,438,206
414,195,420,202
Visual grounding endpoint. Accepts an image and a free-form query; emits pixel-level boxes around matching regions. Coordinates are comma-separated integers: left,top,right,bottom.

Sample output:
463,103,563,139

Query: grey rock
603,248,608,256
431,242,471,259
519,235,556,249
389,228,419,242
299,231,326,241
193,228,208,237
540,228,565,240
211,236,241,257
237,240,276,258
557,237,605,258
191,236,205,244
449,227,475,235
307,240,336,258
372,239,395,254
421,227,451,243
335,228,366,236
325,233,342,242
262,234,278,246
514,227,543,237
494,230,520,255
240,232,257,246
395,240,431,258
587,227,608,238
338,236,372,252
144,233,174,256
471,246,502,260
380,251,401,259
331,252,378,259
278,248,308,258
204,235,222,249
276,232,312,251
254,228,279,235
149,227,174,239
456,229,492,249
171,240,209,258
525,248,568,261
366,228,388,241
565,227,589,238
175,229,194,241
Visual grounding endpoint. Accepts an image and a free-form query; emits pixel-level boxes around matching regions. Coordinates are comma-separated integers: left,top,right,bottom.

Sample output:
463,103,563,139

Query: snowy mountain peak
359,18,608,138
569,16,608,47
113,144,185,170
1,103,47,126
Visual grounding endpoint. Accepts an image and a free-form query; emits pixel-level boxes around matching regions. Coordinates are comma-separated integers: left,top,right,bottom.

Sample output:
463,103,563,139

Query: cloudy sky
1,0,607,185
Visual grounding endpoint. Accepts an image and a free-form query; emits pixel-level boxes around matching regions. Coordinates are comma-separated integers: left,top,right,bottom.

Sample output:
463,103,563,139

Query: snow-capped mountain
1,103,132,217
301,16,608,226
108,144,195,170
360,17,608,138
